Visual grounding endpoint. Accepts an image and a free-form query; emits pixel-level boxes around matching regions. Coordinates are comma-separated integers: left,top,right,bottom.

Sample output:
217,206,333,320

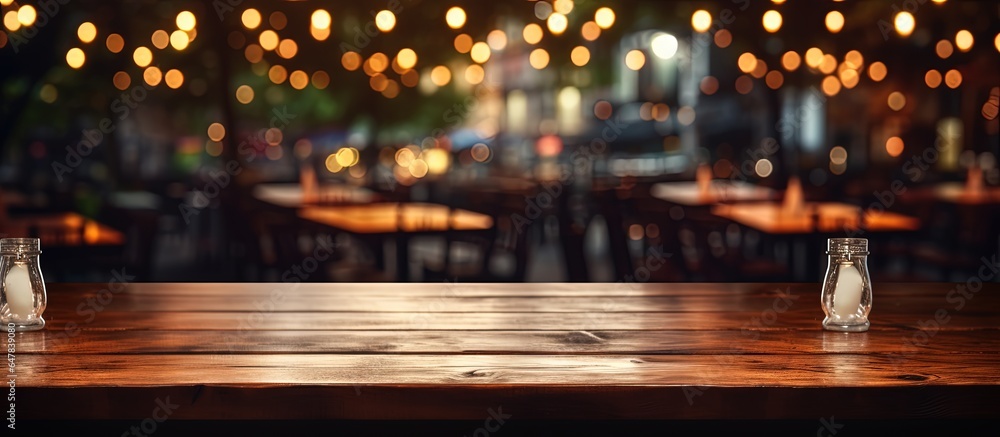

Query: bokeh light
762,10,782,33
955,30,973,52
894,12,915,37
164,69,184,89
530,48,550,69
925,70,942,88
170,30,189,50
144,66,162,86
936,40,953,58
207,123,226,142
822,76,841,96
431,65,451,86
547,13,568,35
176,11,196,31
826,11,844,33
868,62,887,81
782,51,801,71
446,7,466,29
242,9,262,29
944,69,962,88
595,7,616,29
133,46,153,67
886,137,904,157
691,10,711,32
311,10,331,29
581,21,600,41
78,22,97,43
66,48,86,69
470,42,491,63
236,85,254,104
523,23,543,44
625,50,646,70
396,48,417,70
887,91,906,111
106,34,124,53
375,10,396,32
651,33,678,59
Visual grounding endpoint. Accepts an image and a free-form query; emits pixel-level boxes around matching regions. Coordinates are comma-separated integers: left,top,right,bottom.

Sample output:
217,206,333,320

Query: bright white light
651,33,678,59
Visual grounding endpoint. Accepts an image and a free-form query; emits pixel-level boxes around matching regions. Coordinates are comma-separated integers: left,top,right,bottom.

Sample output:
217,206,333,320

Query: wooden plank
17,329,1000,355
39,293,1000,313
46,282,998,298
34,310,1000,331
19,354,1000,388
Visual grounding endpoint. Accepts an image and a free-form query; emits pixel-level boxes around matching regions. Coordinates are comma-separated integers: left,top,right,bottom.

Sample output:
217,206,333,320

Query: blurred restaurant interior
1,0,998,284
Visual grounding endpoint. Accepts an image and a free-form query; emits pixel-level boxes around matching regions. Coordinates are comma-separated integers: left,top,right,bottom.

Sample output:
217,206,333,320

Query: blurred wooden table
299,202,493,280
0,212,124,246
253,182,378,208
19,282,1000,421
712,202,920,279
902,182,1000,205
712,202,921,234
651,181,778,206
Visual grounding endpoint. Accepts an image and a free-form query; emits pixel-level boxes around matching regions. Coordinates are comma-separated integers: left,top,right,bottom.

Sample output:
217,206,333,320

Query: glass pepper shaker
821,238,872,332
1,238,47,331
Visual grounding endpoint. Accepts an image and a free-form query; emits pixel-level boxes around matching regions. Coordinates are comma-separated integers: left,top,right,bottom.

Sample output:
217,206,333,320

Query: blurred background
1,0,998,283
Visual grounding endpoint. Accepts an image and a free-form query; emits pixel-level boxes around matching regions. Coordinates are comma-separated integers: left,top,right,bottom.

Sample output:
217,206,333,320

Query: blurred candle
966,166,983,193
783,176,804,213
833,262,863,317
300,163,318,204
696,163,712,196
4,263,34,318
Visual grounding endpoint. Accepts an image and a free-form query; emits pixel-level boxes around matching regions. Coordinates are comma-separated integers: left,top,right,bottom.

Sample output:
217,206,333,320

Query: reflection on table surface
712,202,921,234
299,202,493,234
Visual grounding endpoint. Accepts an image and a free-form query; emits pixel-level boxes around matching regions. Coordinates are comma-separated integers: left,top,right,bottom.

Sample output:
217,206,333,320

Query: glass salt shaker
1,238,47,331
821,238,872,332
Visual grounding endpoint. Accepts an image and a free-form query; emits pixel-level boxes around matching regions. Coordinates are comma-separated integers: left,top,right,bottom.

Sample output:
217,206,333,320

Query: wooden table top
299,202,493,235
253,182,377,208
0,212,124,246
18,282,1000,420
712,202,921,234
902,182,1000,205
651,181,778,206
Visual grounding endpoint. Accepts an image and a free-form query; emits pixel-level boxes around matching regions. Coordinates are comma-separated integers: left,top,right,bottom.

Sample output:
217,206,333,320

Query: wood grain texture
17,282,1000,420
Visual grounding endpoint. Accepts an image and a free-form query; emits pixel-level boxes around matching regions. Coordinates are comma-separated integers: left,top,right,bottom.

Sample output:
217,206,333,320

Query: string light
595,7,616,29
446,7,466,29
826,11,844,33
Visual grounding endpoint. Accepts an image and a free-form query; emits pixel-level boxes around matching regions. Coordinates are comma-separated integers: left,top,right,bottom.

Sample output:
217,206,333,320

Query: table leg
395,234,409,281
